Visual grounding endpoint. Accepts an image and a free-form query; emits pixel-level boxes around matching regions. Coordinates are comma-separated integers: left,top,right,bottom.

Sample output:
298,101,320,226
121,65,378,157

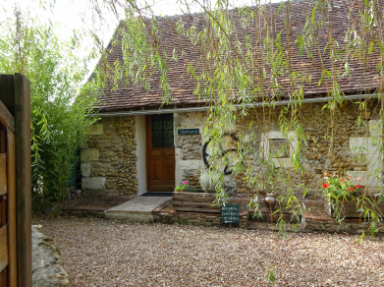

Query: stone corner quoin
81,117,138,195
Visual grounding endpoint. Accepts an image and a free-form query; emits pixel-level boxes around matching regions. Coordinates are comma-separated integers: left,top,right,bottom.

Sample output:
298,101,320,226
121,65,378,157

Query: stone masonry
174,112,207,190
81,117,138,195
81,101,382,202
174,101,383,200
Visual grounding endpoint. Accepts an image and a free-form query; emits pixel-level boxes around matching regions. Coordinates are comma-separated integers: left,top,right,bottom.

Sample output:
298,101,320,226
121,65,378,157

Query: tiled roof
94,0,383,112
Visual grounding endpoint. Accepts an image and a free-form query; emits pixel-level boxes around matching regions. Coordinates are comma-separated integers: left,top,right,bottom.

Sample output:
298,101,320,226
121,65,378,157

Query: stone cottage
81,0,383,200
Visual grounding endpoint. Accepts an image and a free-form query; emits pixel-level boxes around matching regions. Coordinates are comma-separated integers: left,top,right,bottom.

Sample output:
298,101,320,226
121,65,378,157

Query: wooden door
146,114,175,191
0,101,17,287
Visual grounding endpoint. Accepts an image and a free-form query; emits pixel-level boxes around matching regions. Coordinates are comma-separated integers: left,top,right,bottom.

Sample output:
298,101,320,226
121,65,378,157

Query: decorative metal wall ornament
202,133,241,175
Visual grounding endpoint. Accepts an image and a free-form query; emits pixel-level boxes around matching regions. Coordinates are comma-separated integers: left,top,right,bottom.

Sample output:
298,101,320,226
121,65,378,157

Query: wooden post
14,74,31,287
7,130,17,287
0,154,6,196
0,130,5,153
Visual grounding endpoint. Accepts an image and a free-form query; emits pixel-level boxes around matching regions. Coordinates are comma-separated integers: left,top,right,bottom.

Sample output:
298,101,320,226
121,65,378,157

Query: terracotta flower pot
264,193,278,211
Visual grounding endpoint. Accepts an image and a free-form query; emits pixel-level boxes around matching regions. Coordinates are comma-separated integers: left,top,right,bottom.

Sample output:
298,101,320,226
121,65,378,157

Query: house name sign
221,204,240,224
178,128,199,135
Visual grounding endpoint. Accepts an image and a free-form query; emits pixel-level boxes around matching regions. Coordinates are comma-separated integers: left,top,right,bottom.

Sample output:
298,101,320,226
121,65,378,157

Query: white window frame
260,131,298,168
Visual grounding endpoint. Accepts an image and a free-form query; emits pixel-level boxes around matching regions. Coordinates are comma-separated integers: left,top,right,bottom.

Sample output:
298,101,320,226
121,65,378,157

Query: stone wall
81,102,382,199
153,202,384,234
81,116,138,195
153,205,249,228
292,101,382,198
173,101,383,200
301,213,384,234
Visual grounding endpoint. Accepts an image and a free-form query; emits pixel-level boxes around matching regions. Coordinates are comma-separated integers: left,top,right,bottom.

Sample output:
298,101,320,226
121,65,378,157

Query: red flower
323,183,329,188
355,184,362,188
339,178,344,182
346,176,351,180
349,187,354,191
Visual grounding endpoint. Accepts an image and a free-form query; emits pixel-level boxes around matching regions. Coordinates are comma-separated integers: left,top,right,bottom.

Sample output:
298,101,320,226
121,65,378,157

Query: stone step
105,196,172,222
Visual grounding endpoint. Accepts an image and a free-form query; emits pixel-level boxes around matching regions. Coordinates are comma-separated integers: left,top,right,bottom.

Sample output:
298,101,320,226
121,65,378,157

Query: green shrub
0,10,98,212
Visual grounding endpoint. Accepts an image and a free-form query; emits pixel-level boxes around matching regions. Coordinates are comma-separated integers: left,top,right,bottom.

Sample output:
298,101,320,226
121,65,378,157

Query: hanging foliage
96,0,384,235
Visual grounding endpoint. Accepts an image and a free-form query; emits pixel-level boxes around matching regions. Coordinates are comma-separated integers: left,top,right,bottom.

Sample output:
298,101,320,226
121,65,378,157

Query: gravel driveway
35,216,384,287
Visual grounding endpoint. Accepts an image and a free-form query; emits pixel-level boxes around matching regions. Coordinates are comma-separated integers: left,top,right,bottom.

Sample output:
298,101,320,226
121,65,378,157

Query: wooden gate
0,73,32,287
0,100,17,286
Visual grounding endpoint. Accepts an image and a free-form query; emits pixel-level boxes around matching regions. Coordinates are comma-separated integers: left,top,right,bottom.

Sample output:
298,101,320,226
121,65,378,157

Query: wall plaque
221,204,240,224
178,128,199,135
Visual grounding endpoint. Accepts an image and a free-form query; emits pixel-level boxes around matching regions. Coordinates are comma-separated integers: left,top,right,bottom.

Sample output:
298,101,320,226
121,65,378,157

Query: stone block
81,162,91,177
367,137,382,154
268,131,285,139
81,148,99,161
350,137,382,171
369,119,382,137
89,123,104,135
82,177,106,191
105,179,116,190
349,137,367,153
100,151,115,158
272,158,293,168
349,137,381,154
367,153,382,170
180,160,205,170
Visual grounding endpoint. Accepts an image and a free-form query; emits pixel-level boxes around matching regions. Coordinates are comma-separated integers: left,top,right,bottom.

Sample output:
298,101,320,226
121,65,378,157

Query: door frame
145,115,176,192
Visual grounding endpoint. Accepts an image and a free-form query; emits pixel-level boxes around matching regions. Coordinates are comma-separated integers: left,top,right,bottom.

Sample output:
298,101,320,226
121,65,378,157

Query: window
151,114,174,148
269,139,289,158
260,131,297,168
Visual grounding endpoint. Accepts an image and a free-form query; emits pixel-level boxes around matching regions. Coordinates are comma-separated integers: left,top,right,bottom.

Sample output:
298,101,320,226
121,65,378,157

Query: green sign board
221,204,240,224
178,128,199,135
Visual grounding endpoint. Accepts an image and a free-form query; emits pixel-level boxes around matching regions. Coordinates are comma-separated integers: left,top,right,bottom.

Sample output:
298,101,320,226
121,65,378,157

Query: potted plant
175,181,198,192
322,173,363,220
198,171,217,193
173,178,220,212
173,171,241,213
262,159,288,212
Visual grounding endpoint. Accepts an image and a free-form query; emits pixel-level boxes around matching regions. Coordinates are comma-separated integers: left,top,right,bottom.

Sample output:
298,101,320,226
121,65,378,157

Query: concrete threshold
105,196,172,223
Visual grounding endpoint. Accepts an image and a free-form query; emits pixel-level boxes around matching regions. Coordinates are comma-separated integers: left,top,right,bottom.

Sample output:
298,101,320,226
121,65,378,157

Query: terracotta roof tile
94,0,383,112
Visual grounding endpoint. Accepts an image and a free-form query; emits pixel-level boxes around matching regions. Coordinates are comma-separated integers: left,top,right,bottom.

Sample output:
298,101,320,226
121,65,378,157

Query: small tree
0,8,99,212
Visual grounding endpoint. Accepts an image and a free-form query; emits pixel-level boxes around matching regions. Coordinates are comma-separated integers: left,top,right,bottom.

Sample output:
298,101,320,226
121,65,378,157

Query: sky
0,0,283,82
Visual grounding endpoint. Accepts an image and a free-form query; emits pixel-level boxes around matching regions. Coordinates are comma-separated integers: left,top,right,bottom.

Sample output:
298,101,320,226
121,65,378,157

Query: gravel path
35,216,384,287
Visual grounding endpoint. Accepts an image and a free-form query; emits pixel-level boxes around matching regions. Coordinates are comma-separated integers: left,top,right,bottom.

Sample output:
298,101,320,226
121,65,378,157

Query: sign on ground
221,204,239,224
